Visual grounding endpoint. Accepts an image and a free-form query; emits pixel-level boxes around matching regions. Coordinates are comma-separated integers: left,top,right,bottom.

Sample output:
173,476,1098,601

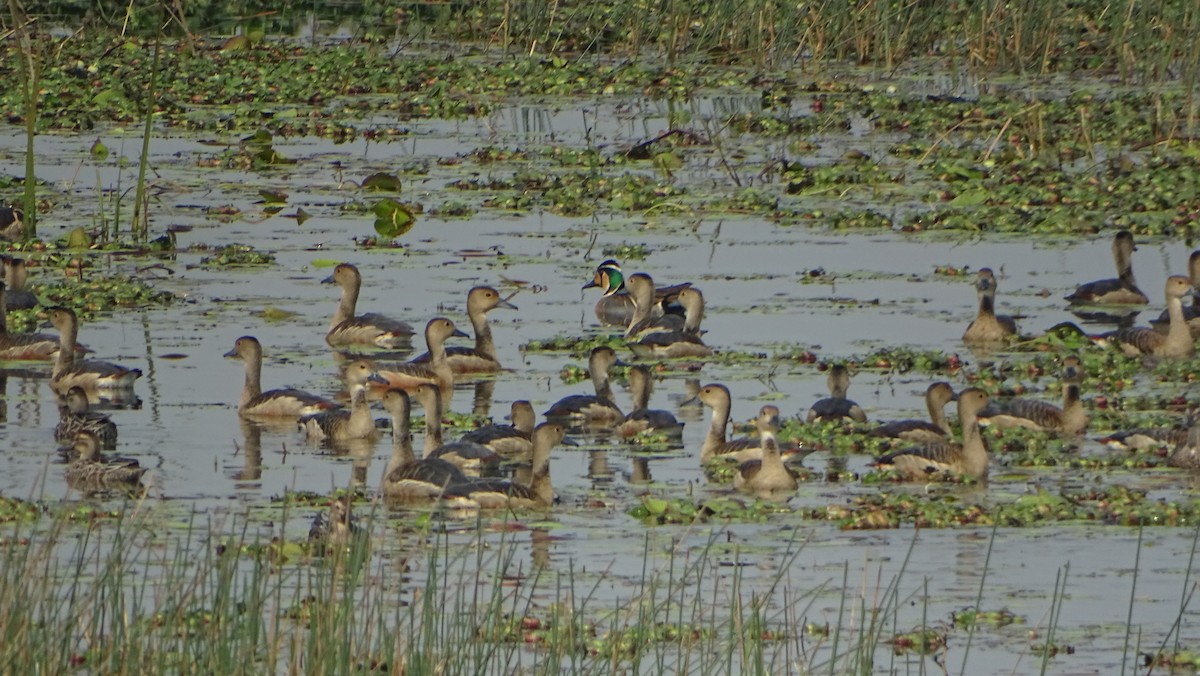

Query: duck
615,365,684,438
734,406,798,494
47,307,141,392
872,388,991,481
440,423,568,509
624,273,686,339
0,281,61,361
962,268,1018,343
543,346,624,423
460,400,536,456
977,356,1087,434
299,360,386,442
375,317,468,411
1065,230,1150,305
1167,415,1200,469
582,259,690,328
225,336,338,418
870,382,957,444
410,286,516,374
63,431,147,493
412,383,502,470
307,494,363,550
1,256,38,310
1102,425,1189,452
694,383,773,463
806,365,868,423
379,388,472,500
1103,276,1195,358
628,287,713,359
0,207,23,241
323,263,416,348
1152,250,1200,337
55,386,118,449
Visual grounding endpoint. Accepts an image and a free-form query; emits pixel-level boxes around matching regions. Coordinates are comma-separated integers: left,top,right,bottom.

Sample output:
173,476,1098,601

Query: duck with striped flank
734,406,798,494
806,365,867,423
48,307,141,393
63,431,147,494
628,287,713,359
694,383,775,463
411,286,516,374
460,401,536,456
308,495,363,551
977,356,1086,435
323,263,416,349
55,386,118,449
962,268,1018,343
440,422,569,510
375,317,469,411
1066,230,1149,305
379,388,472,500
1,256,38,310
412,382,502,471
1103,276,1195,358
299,360,386,442
616,365,684,438
872,388,991,481
544,346,624,423
871,382,956,444
623,273,686,340
0,282,62,361
225,336,338,418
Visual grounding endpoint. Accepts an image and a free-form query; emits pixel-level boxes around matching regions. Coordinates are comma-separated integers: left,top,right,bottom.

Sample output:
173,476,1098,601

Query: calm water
1,96,1198,673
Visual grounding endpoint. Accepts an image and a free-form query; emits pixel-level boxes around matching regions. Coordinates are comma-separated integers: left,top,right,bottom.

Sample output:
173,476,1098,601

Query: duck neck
760,432,784,472
592,364,614,402
349,387,373,433
630,374,650,411
1062,383,1085,434
929,397,952,435
959,409,988,479
10,261,25,291
468,305,496,360
977,289,997,319
701,396,731,462
422,395,444,457
384,411,415,477
1116,245,1137,288
331,281,358,330
241,349,263,409
53,317,78,377
624,284,655,338
528,436,554,507
1166,293,1190,346
512,405,535,435
683,297,704,334
427,333,456,409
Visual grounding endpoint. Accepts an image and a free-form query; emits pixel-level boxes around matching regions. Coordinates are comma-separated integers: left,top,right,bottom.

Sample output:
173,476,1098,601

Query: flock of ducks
6,229,1200,530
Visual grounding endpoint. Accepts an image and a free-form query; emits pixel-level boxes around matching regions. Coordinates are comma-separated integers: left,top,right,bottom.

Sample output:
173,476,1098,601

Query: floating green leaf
372,199,416,238
89,139,109,161
362,173,403,192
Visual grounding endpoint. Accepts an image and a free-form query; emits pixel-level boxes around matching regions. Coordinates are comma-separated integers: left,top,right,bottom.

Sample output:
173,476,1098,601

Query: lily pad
362,173,403,192
373,199,416,238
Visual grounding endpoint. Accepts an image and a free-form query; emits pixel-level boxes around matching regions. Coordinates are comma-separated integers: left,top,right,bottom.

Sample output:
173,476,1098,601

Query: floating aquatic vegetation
198,244,276,268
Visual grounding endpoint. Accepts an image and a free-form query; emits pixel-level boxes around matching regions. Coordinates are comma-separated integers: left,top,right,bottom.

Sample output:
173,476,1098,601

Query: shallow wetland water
4,52,1200,673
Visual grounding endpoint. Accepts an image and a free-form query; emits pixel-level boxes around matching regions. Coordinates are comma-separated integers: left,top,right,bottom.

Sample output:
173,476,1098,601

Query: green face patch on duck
597,261,625,297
